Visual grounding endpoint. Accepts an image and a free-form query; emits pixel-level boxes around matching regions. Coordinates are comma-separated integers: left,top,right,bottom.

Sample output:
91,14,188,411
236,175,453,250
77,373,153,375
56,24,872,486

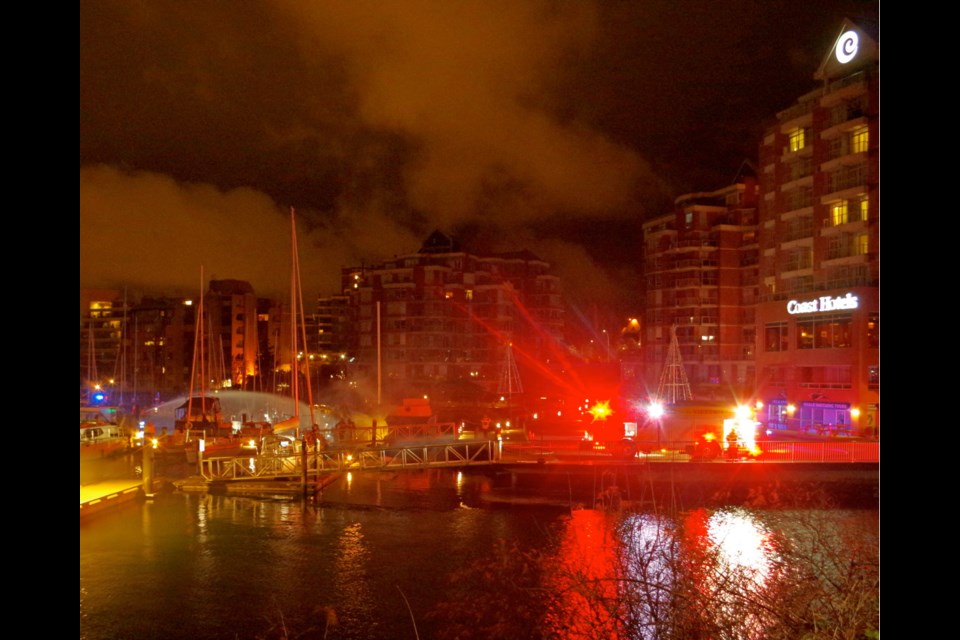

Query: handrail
200,440,499,480
199,438,877,480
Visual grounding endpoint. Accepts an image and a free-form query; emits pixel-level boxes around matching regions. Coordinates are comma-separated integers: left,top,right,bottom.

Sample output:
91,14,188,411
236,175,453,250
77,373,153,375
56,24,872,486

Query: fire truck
580,399,761,460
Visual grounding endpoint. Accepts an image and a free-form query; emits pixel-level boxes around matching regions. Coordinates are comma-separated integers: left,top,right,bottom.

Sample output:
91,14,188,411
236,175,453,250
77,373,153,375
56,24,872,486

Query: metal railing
502,438,879,464
200,440,499,480
198,437,878,480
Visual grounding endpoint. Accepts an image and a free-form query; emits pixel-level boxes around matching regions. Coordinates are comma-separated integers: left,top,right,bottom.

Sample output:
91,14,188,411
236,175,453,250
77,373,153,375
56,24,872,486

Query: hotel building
755,19,879,434
638,18,878,436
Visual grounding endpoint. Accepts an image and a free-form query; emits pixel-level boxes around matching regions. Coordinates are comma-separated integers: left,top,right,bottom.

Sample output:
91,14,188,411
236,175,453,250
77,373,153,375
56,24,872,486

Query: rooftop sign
835,30,859,64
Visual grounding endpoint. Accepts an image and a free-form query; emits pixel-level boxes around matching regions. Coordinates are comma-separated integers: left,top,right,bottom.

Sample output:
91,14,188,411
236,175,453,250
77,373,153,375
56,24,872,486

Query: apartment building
81,280,268,404
340,230,564,403
641,165,761,400
755,18,879,435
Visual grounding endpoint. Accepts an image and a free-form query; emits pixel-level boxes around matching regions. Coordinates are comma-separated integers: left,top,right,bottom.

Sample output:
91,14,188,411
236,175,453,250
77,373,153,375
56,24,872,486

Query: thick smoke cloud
80,0,876,315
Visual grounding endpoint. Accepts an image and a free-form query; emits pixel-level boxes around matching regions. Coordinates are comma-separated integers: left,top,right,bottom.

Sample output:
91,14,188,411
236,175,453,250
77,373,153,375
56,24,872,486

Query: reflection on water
80,470,878,640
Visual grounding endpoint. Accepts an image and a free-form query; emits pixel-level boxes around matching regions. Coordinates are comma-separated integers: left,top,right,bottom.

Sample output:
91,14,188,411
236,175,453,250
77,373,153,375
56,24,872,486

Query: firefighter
481,415,492,440
726,429,739,459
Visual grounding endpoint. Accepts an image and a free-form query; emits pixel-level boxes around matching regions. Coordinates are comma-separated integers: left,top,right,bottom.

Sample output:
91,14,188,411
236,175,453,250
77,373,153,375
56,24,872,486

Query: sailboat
173,267,228,436
271,208,317,439
162,267,257,462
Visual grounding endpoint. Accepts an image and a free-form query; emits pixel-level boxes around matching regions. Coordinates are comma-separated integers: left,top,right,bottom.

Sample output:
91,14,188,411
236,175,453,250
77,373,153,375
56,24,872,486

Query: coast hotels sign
786,292,859,315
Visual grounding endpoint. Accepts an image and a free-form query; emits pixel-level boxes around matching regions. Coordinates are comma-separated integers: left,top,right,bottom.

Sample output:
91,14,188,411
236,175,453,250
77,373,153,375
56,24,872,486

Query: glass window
797,319,814,349
851,126,869,153
855,233,869,256
800,314,853,349
765,323,788,352
858,196,869,222
830,200,849,226
788,128,806,152
867,313,879,348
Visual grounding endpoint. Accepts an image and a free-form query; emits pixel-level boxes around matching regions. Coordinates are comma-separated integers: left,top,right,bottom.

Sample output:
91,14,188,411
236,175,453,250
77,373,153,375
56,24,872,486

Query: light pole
602,329,610,360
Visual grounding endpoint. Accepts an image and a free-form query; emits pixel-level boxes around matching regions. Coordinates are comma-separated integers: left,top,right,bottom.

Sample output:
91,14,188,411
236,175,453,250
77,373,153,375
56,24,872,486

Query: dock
80,480,143,519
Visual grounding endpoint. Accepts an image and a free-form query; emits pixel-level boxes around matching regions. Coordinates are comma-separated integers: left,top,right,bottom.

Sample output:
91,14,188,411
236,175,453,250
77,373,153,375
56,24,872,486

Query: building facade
204,280,261,391
81,280,271,406
340,231,564,403
754,19,879,435
641,166,761,400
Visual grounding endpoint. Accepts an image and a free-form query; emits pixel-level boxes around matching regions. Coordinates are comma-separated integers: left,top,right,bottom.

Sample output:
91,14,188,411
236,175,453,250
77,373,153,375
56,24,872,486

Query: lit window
850,126,869,153
858,196,869,222
855,233,869,256
830,200,849,226
788,128,806,152
867,313,879,348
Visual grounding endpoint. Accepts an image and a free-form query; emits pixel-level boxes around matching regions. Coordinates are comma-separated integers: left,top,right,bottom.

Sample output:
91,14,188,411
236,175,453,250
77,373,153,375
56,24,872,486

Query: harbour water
80,467,879,639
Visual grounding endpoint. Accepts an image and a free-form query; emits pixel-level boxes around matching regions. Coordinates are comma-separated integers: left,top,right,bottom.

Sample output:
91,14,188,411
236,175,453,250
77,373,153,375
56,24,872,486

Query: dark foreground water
80,468,879,640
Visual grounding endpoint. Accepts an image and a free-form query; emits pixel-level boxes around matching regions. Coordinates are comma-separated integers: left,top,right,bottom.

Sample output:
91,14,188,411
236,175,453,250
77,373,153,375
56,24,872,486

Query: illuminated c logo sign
835,30,858,64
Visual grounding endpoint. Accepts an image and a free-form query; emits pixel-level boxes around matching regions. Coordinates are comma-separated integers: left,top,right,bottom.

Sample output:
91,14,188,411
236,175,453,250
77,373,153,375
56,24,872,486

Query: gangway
200,439,499,481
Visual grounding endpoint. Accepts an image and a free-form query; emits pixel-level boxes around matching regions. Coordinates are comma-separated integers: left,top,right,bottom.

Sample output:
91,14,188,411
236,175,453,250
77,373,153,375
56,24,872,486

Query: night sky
80,0,879,322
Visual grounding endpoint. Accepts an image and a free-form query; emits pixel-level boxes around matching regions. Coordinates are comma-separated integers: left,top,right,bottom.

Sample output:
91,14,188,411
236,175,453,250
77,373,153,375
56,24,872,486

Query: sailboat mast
290,207,316,432
186,266,204,427
289,209,301,437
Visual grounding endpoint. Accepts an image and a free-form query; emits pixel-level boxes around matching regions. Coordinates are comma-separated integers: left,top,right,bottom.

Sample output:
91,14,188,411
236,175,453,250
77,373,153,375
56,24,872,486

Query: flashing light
91,391,106,404
851,407,861,419
648,402,664,420
588,400,612,422
735,405,751,420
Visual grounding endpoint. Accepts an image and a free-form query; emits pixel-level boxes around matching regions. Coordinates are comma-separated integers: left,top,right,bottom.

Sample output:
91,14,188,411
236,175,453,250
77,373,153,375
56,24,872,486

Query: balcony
825,165,867,195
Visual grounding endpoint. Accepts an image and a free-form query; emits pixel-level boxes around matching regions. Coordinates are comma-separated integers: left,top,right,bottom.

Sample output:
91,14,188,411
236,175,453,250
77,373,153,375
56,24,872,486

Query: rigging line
187,266,204,427
295,231,316,425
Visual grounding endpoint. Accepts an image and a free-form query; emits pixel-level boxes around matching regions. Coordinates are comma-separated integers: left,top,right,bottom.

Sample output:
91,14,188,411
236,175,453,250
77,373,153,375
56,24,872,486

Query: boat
264,208,319,444
382,397,460,446
80,404,131,459
174,395,231,437
155,268,249,461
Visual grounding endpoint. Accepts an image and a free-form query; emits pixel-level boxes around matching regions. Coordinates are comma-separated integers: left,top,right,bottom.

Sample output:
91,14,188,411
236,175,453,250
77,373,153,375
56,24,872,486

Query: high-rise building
754,18,879,435
641,163,761,400
81,280,269,405
205,280,260,390
340,230,564,404
638,17,879,437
